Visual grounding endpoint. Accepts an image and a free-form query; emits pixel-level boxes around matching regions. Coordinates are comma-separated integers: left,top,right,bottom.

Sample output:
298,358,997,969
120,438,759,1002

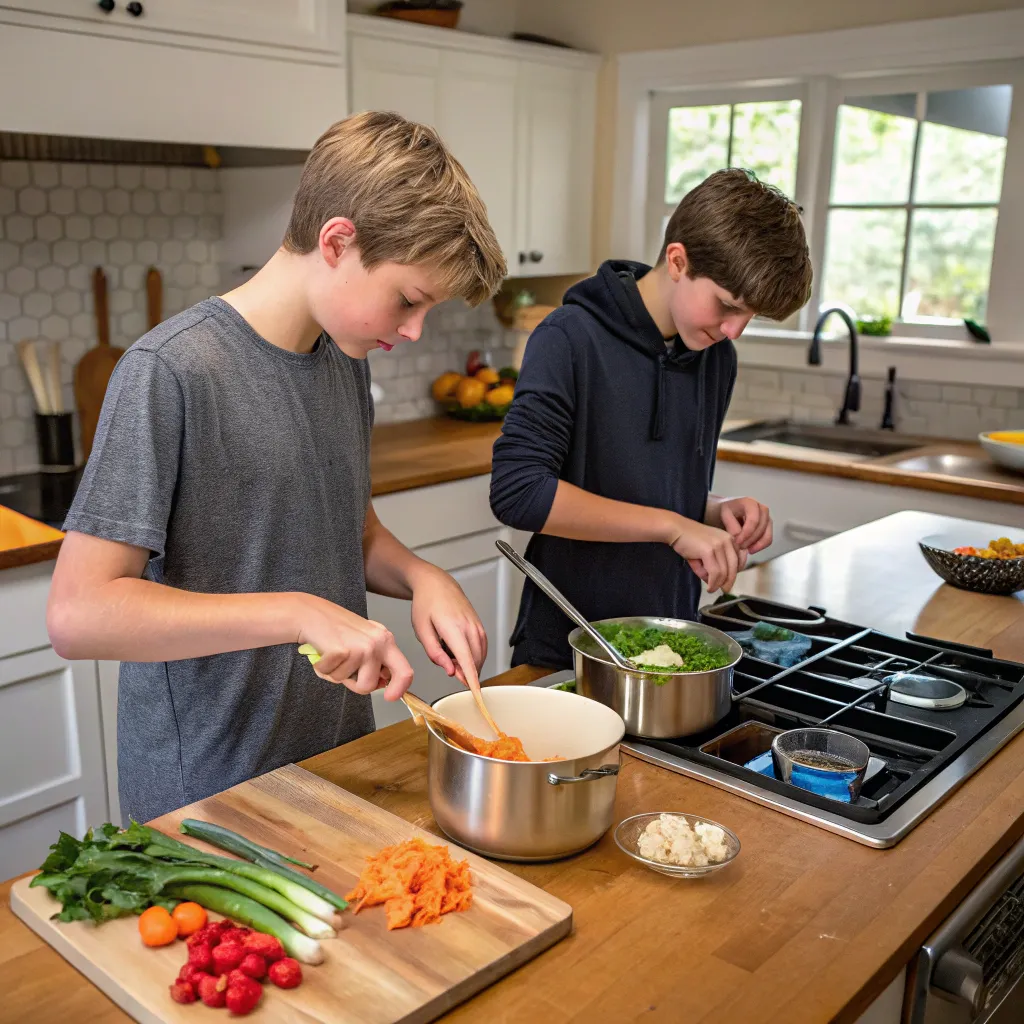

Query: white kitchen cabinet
514,60,595,276
0,0,339,54
349,35,441,126
368,475,528,729
0,3,346,149
347,14,598,279
713,461,1024,562
437,52,518,267
0,638,109,881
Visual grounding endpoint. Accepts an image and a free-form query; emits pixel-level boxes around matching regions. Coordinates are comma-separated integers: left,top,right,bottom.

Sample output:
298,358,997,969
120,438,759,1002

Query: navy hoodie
490,259,737,669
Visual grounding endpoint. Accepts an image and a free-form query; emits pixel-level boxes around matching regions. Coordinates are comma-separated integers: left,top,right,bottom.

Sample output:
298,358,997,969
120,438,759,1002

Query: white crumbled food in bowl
631,644,684,669
636,814,730,867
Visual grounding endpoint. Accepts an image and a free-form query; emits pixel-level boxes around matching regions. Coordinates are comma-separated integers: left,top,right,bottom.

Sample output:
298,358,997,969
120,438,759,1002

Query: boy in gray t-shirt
49,112,508,823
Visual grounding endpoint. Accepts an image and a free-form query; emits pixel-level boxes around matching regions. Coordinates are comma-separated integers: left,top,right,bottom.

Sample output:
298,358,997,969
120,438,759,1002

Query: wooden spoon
401,692,484,753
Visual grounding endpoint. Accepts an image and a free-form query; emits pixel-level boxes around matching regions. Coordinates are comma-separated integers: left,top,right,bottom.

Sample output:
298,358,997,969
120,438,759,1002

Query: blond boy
48,112,507,820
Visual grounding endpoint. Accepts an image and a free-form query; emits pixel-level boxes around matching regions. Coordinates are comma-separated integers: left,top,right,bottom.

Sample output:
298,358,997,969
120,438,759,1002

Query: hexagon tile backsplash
0,159,223,475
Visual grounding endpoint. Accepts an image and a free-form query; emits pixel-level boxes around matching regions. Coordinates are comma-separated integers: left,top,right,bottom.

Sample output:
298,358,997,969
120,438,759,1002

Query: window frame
646,83,810,267
644,58,1024,344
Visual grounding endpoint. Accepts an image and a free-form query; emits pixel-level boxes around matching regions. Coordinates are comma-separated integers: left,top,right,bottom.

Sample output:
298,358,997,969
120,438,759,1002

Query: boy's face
664,243,754,350
311,218,447,360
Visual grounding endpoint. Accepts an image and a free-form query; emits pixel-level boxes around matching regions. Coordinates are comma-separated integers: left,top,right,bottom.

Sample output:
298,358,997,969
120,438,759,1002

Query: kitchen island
3,511,1024,1023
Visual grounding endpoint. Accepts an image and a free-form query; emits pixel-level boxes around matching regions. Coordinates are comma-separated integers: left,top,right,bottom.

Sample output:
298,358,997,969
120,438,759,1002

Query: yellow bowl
980,431,1024,473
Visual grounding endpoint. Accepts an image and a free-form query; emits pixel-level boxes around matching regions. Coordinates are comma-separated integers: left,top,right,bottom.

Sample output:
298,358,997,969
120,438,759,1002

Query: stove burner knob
932,949,985,1014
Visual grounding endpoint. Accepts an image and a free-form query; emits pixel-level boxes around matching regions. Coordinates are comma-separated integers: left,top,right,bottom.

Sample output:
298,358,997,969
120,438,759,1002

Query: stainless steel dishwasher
906,832,1024,1023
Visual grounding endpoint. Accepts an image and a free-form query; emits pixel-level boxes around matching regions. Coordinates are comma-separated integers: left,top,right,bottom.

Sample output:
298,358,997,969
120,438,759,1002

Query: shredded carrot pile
346,838,473,930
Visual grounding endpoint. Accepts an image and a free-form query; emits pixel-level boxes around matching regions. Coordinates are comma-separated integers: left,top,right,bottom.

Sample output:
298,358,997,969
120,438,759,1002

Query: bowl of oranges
432,352,518,422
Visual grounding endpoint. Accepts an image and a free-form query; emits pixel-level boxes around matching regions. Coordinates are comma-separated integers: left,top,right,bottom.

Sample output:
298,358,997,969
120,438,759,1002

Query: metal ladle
495,540,635,671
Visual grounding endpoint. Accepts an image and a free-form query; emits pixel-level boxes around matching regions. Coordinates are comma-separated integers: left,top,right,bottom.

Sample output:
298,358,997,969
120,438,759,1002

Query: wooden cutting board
74,266,125,461
9,763,572,1024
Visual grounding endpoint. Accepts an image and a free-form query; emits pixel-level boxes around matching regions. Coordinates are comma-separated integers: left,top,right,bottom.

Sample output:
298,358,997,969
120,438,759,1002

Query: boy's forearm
542,481,681,545
48,579,306,663
362,503,435,601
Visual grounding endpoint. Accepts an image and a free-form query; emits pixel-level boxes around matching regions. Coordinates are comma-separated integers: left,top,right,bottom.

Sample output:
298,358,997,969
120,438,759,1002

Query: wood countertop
4,511,1024,1024
3,416,1021,572
0,504,63,572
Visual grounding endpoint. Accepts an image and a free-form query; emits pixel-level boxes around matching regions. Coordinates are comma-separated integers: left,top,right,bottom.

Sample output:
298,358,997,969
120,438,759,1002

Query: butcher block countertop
4,511,1024,1024
0,504,63,571
3,415,1022,571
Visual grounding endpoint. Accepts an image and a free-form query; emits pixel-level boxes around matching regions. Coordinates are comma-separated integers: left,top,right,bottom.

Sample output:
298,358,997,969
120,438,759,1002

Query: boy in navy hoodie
490,168,813,669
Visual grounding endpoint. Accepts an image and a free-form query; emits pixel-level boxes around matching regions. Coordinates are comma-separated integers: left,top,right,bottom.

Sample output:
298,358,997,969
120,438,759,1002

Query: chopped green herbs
593,624,732,675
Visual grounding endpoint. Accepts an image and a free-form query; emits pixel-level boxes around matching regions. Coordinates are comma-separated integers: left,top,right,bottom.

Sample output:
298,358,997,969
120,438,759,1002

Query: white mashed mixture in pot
637,813,730,867
630,644,684,669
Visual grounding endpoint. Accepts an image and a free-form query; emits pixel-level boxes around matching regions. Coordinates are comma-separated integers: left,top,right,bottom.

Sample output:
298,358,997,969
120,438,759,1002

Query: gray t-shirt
64,297,376,823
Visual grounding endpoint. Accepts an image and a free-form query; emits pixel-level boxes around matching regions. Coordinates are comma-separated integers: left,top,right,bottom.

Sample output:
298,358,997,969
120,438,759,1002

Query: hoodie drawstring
651,352,667,441
695,351,708,456
652,348,708,451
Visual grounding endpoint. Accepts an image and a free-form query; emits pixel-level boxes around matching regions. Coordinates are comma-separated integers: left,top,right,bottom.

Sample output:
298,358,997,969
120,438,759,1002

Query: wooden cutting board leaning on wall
73,267,125,462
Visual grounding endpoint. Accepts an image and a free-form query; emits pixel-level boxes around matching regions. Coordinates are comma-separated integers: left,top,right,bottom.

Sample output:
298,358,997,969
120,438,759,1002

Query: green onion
165,883,324,964
142,842,341,928
179,820,348,912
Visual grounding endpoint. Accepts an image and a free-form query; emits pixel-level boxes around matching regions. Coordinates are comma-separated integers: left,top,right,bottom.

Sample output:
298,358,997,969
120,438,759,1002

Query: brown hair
658,168,812,320
284,111,506,306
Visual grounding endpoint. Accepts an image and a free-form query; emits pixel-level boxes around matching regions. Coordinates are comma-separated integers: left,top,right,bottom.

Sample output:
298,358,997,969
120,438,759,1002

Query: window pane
914,86,1009,202
665,104,730,203
831,99,916,204
821,208,907,319
904,208,998,321
730,99,801,197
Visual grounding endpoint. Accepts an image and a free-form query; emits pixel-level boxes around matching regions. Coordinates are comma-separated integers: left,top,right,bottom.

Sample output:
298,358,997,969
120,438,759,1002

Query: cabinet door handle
528,250,543,263
97,0,115,11
126,1,143,14
518,251,526,265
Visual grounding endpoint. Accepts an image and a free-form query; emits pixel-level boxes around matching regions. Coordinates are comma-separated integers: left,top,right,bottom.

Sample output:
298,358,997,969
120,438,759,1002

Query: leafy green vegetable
552,681,576,692
28,819,343,955
593,624,732,676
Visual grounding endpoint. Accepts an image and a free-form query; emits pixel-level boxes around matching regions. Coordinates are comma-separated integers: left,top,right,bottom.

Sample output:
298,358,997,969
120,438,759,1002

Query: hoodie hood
563,259,709,448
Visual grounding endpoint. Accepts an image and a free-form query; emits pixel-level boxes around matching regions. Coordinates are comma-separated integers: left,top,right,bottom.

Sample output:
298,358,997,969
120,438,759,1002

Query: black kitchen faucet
808,307,860,426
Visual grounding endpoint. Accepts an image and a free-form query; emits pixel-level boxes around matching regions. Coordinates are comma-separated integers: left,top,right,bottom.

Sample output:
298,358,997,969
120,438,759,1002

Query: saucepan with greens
496,540,742,739
568,617,743,738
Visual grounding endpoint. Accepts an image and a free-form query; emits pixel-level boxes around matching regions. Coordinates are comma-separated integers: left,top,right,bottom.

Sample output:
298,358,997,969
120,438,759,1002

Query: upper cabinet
0,1,347,149
516,62,596,277
348,15,598,278
0,0,338,54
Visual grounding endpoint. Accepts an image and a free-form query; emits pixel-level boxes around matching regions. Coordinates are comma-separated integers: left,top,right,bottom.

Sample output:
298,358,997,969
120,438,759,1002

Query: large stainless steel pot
569,616,743,739
426,685,625,862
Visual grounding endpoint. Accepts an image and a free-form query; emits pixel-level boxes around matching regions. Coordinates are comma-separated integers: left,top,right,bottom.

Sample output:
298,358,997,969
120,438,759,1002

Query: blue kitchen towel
730,621,813,667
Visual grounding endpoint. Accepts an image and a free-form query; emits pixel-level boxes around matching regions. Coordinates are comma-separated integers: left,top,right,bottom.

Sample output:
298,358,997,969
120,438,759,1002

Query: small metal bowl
614,812,740,878
771,728,870,803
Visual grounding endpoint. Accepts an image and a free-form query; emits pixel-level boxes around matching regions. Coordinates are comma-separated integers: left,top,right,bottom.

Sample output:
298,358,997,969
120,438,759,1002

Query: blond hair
658,168,812,321
284,111,506,306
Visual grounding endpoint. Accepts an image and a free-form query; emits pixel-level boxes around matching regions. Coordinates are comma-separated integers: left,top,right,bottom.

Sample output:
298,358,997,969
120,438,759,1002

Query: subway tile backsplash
368,300,514,425
0,159,222,474
728,366,1024,438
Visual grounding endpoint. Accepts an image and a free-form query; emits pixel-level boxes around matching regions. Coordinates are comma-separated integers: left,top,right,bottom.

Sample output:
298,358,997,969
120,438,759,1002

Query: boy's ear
319,217,358,268
664,242,689,282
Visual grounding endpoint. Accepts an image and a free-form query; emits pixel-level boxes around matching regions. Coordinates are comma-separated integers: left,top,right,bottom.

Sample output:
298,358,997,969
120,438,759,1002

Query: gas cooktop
543,596,1024,848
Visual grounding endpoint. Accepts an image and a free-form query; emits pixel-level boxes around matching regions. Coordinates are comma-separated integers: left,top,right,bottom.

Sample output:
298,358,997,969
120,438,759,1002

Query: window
646,88,804,265
821,85,1010,326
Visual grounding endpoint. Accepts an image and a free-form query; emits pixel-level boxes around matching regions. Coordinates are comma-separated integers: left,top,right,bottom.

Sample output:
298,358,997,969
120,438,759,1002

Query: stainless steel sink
720,420,923,459
886,450,1022,483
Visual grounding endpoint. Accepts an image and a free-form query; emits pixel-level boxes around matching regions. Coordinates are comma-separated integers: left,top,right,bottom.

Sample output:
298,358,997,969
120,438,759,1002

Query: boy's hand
409,564,488,691
706,496,773,554
665,516,742,594
296,595,414,700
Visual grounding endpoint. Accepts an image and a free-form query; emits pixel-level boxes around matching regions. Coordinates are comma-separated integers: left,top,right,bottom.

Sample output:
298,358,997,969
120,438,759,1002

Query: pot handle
547,764,620,786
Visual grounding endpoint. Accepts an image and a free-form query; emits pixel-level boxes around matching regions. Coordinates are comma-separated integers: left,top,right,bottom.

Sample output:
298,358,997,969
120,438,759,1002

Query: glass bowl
614,812,740,878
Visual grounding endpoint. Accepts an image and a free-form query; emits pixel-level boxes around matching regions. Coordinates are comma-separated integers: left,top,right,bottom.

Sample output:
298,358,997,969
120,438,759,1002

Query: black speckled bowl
919,531,1024,596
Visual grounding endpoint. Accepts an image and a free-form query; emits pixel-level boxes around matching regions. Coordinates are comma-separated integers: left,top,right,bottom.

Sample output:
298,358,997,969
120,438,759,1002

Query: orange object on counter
347,838,473,930
0,505,64,554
